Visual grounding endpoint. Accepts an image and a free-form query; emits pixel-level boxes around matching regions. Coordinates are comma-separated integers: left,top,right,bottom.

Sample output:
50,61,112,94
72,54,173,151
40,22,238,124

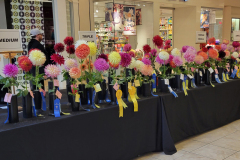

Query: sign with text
196,31,207,43
78,31,96,44
233,31,240,41
0,29,22,52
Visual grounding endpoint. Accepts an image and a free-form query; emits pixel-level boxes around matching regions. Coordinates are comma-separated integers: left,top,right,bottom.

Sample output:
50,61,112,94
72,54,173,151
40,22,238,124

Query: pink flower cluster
142,57,151,65
94,58,109,72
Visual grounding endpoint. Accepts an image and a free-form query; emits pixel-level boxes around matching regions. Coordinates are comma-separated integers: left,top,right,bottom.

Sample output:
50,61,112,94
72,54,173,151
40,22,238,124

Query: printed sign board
78,31,97,44
0,29,22,52
196,31,207,43
233,31,240,41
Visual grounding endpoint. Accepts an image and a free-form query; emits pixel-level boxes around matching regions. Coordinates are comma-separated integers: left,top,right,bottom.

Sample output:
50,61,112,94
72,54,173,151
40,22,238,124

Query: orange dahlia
75,44,90,59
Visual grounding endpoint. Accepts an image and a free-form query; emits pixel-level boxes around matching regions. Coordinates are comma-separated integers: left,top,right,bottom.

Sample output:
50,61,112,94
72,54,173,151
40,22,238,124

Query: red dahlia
54,43,65,53
64,36,74,46
51,53,65,65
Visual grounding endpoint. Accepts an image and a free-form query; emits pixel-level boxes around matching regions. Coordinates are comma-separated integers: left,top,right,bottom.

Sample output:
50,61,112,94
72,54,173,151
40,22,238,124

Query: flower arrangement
158,51,171,79
44,64,61,93
171,56,183,75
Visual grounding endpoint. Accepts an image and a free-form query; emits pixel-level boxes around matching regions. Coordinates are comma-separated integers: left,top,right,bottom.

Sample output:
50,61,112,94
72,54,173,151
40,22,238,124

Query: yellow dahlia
109,51,121,65
29,50,46,66
129,57,136,69
135,60,144,71
88,42,97,56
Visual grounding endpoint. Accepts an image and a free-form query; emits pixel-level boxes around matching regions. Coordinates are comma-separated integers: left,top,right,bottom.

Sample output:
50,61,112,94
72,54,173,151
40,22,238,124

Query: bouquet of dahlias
170,48,183,75
44,64,61,93
156,50,172,79
182,46,197,75
0,64,19,94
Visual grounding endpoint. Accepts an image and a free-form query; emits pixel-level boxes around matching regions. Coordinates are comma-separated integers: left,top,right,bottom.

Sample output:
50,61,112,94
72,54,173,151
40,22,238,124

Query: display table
0,92,160,160
158,79,240,155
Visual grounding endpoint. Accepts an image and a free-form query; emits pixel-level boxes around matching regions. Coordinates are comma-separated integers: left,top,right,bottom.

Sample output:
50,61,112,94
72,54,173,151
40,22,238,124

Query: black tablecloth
0,93,160,160
159,79,240,155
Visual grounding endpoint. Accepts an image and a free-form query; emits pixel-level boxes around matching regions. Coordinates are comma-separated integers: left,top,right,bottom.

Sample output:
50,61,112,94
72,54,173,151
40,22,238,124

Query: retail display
159,17,173,42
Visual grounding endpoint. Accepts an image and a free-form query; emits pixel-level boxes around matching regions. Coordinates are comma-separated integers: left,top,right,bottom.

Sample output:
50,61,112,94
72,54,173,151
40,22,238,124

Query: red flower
51,53,65,65
98,53,108,62
165,40,171,46
129,51,135,58
54,43,65,53
164,45,171,50
19,57,33,72
169,60,176,68
66,45,75,54
215,45,221,51
18,56,28,63
64,36,74,46
207,37,216,44
143,44,151,53
202,47,208,52
153,35,163,49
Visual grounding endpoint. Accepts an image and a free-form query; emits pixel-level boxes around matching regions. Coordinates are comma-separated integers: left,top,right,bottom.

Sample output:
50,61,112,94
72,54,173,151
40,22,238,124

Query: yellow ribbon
226,74,230,80
237,69,240,78
186,80,189,90
210,81,215,87
75,93,80,102
182,82,188,96
116,90,128,117
128,86,138,112
222,73,227,82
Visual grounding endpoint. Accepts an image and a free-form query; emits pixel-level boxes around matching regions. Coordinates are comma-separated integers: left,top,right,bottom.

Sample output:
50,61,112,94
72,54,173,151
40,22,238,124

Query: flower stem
36,66,39,91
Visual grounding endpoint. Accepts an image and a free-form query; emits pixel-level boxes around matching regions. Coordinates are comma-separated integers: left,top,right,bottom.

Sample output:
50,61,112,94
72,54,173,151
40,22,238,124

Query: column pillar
79,0,94,31
222,6,232,41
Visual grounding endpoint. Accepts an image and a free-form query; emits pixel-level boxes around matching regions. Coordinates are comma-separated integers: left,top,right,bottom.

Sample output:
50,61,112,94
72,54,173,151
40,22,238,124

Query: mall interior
1,0,240,160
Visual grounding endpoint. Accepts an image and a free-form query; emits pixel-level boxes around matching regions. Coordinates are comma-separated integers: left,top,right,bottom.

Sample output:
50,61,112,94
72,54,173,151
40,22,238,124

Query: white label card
180,74,184,80
187,74,193,79
209,67,214,74
215,74,219,79
199,71,203,77
165,79,169,85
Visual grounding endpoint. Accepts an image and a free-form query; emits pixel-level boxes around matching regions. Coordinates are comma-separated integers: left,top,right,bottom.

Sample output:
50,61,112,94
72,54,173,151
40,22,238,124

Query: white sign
233,31,240,41
0,29,22,52
196,31,207,43
78,31,97,44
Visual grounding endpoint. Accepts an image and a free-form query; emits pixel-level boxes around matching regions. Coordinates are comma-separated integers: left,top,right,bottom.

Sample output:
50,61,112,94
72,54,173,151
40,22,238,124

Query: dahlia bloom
64,58,78,71
135,60,144,71
123,44,132,52
215,45,221,51
120,53,131,67
75,44,90,59
225,50,230,58
98,53,108,62
140,65,153,76
181,46,189,53
170,60,176,68
88,42,97,56
218,51,226,59
232,41,240,48
155,55,171,65
142,57,151,65
128,51,135,58
29,50,46,66
79,64,88,71
153,35,163,48
198,52,208,61
173,56,183,67
208,48,218,59
232,52,239,59
18,56,27,63
44,64,61,79
19,57,33,72
50,53,65,65
143,44,151,53
221,44,227,51
151,49,157,57
194,55,204,64
223,39,229,45
165,40,171,46
54,43,65,53
129,58,136,69
94,58,109,72
207,37,216,44
69,67,81,79
109,51,121,65
171,48,181,57
3,64,18,78
75,40,87,49
66,45,75,54
159,51,169,60
64,36,74,46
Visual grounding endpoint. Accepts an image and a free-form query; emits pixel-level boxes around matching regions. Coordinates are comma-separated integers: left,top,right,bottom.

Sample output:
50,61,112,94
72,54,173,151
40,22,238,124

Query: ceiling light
96,9,98,13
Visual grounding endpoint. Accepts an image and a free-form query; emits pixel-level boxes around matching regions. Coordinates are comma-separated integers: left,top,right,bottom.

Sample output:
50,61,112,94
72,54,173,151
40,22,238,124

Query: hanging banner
123,5,136,35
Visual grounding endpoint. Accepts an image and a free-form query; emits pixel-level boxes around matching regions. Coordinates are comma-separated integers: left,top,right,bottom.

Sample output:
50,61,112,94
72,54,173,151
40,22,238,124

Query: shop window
231,18,240,41
159,9,173,46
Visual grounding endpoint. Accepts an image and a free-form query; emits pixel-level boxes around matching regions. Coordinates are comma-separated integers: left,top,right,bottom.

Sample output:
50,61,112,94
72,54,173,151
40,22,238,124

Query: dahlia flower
69,67,81,79
208,48,218,59
64,58,78,71
165,40,171,46
75,40,87,49
128,51,135,58
75,44,90,59
79,64,88,71
3,64,18,78
225,51,230,58
140,65,153,76
232,52,239,59
215,45,221,51
123,44,132,52
143,44,151,53
109,51,121,65
135,60,144,71
142,57,151,65
232,41,240,48
159,51,169,60
156,55,170,65
66,45,75,54
173,56,183,67
207,37,216,44
18,56,27,63
223,39,229,45
171,48,181,57
181,46,189,53
129,58,136,69
170,60,176,68
44,64,61,79
98,53,108,62
88,42,97,56
54,43,65,53
151,49,157,57
218,51,226,59
194,55,204,64
19,57,33,72
94,58,109,72
64,36,74,46
50,53,65,65
198,52,208,61
153,35,163,49
120,53,131,67
221,44,227,51
29,50,46,66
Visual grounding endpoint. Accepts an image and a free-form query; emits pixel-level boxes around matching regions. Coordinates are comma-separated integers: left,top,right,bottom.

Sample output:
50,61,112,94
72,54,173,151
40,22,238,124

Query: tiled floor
135,119,240,160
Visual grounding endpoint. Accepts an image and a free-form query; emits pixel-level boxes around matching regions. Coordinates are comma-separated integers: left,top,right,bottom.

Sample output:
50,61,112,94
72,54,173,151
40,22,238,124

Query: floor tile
134,153,156,160
226,131,240,141
192,144,236,160
211,137,240,151
175,139,207,152
225,152,240,160
228,120,240,130
174,152,214,160
150,150,188,160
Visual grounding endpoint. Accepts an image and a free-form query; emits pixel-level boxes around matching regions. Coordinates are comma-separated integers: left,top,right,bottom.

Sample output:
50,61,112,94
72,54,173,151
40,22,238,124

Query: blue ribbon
152,74,156,91
215,74,222,83
4,103,9,124
192,78,197,88
105,89,111,102
32,98,37,117
54,98,61,117
151,89,158,97
87,91,90,105
79,98,90,111
231,69,237,78
40,92,46,111
168,85,178,98
184,75,188,81
91,90,97,109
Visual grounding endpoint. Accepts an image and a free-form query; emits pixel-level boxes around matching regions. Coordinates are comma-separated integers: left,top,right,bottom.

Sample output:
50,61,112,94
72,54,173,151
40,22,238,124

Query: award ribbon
191,78,197,88
226,72,230,80
237,69,240,78
231,69,237,78
54,98,61,117
32,98,37,117
182,82,188,96
168,85,178,98
128,86,138,112
116,90,128,117
222,73,227,82
40,92,46,111
92,90,100,109
4,103,9,124
215,74,222,83
152,72,157,92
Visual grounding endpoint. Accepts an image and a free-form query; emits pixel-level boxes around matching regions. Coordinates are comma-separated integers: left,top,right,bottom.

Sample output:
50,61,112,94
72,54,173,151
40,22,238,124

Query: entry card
208,67,214,74
180,74,184,80
55,90,62,99
134,80,140,87
75,93,80,102
128,82,132,89
113,82,119,91
94,83,102,92
54,79,59,86
165,79,169,85
199,71,203,77
4,93,12,103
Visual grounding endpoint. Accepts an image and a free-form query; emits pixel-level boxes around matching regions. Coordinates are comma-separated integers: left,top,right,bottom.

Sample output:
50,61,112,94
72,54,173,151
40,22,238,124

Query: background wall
0,0,7,29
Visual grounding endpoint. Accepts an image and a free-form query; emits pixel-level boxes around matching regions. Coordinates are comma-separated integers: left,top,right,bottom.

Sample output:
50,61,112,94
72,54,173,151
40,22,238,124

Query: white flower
159,51,169,60
75,40,87,49
129,57,136,69
29,50,46,66
135,60,144,71
232,52,239,59
171,48,181,57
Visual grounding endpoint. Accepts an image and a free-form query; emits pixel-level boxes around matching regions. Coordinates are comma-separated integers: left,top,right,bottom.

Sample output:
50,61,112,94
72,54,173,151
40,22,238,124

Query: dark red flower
202,47,208,52
218,51,226,59
232,41,240,48
64,36,74,46
164,45,171,50
50,53,65,65
98,53,108,62
54,43,65,53
205,62,211,68
165,40,171,46
207,37,216,44
66,45,75,54
153,35,163,49
129,51,135,58
143,44,151,53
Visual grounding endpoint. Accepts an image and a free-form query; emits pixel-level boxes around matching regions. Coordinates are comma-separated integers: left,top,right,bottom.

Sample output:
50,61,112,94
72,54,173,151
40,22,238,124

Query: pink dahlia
221,44,227,51
194,55,204,64
142,57,151,65
120,53,131,67
129,51,135,58
173,56,183,67
184,52,196,63
232,41,240,48
140,65,153,76
123,44,132,52
3,64,18,78
94,58,109,72
64,58,78,71
151,49,157,57
155,56,170,65
69,67,81,79
45,64,61,79
181,46,189,53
